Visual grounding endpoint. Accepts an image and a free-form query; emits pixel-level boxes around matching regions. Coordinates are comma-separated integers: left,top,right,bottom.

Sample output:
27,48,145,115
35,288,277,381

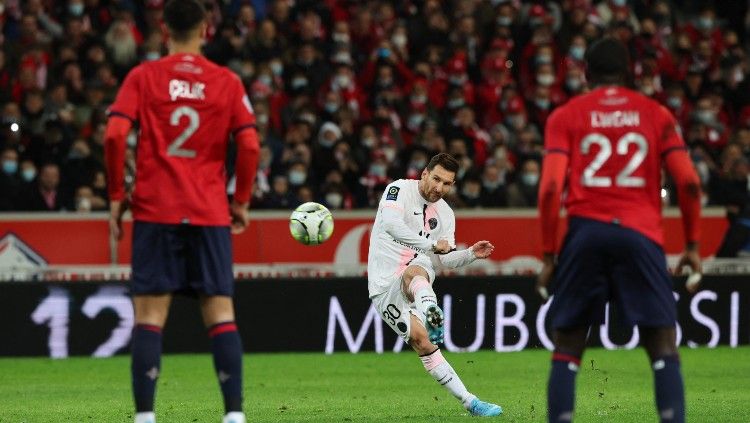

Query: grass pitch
0,347,748,422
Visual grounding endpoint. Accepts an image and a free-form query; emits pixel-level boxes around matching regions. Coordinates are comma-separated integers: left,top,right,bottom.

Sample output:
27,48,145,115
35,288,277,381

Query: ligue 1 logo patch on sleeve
428,218,438,229
386,186,400,201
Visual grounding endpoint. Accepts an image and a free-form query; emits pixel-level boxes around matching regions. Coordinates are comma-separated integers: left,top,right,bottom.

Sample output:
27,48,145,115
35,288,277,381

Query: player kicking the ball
368,153,502,417
537,38,702,422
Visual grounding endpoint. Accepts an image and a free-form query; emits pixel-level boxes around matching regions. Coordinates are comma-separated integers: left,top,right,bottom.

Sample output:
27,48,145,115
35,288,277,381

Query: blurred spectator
507,159,541,207
0,148,21,210
22,162,67,211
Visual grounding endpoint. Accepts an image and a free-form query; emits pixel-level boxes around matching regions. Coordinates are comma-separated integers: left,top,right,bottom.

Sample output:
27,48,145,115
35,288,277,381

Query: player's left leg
201,295,245,423
640,326,684,423
548,327,588,423
409,305,502,416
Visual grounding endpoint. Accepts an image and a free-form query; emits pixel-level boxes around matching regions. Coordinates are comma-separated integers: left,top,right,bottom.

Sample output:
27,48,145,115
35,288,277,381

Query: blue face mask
370,164,387,177
288,171,306,185
667,96,682,109
535,98,551,110
21,168,36,182
569,46,585,61
2,160,17,175
144,51,161,61
522,173,539,186
324,102,339,114
69,3,84,16
566,77,582,91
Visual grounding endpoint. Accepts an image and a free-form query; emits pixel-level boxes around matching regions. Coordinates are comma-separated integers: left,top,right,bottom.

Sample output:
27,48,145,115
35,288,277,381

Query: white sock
420,349,476,408
134,412,155,423
409,275,438,317
222,411,246,423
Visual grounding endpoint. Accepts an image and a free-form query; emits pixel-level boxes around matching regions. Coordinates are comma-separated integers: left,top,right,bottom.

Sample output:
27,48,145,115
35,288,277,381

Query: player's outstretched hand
108,199,128,241
676,245,702,294
471,241,494,259
432,239,452,254
230,200,250,234
535,253,555,301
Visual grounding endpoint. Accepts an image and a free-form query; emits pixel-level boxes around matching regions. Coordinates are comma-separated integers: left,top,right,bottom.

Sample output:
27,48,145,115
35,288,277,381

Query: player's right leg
408,315,503,417
372,269,501,416
200,296,245,423
132,294,172,423
548,327,588,423
401,265,443,344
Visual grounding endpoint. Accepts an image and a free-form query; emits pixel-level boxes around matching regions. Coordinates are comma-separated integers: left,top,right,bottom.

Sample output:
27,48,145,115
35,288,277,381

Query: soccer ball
289,202,334,245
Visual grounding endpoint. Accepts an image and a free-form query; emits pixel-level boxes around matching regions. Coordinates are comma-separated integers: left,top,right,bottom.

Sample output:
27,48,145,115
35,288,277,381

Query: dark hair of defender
163,0,206,43
426,153,459,174
584,37,631,87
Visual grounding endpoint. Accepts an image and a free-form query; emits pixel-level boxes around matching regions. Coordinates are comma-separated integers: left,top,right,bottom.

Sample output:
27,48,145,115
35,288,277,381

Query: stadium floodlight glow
10,123,19,132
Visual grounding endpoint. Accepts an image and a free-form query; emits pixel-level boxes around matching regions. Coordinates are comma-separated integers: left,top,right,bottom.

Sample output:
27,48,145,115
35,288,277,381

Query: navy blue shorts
548,217,676,330
131,221,234,297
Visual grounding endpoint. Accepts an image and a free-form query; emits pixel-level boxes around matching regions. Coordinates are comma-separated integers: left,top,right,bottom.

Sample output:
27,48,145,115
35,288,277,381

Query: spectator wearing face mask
458,176,482,208
19,159,38,186
507,159,541,207
73,184,96,213
312,122,343,179
260,174,296,209
0,148,21,210
321,182,351,210
479,161,508,207
63,138,101,192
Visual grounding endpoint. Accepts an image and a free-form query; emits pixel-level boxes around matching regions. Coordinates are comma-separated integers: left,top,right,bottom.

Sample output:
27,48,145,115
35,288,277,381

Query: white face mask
392,34,407,48
537,74,555,86
76,197,92,212
325,192,343,208
382,147,396,162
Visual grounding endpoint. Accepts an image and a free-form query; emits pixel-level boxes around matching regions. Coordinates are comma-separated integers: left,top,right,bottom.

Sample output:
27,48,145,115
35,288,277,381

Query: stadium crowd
1,0,750,215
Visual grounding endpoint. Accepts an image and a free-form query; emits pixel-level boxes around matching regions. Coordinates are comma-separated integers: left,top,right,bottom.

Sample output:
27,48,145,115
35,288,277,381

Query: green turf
0,347,748,422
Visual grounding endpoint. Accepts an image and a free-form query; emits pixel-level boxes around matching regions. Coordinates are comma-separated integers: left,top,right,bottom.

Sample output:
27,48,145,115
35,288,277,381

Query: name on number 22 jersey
544,86,687,246
367,179,456,298
108,54,256,226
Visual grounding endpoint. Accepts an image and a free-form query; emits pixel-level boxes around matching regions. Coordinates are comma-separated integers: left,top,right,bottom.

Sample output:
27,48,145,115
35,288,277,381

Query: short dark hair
426,153,459,174
585,37,630,85
164,0,206,42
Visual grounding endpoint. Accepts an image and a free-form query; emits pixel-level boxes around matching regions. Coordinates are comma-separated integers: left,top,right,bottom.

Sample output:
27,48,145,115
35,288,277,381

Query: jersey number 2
168,106,199,158
581,132,647,187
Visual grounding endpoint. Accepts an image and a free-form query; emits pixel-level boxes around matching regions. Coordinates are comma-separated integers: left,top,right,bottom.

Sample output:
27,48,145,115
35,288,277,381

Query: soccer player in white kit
368,153,503,417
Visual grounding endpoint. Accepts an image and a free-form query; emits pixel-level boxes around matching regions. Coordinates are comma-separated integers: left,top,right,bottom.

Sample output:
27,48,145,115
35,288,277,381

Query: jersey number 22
581,132,647,188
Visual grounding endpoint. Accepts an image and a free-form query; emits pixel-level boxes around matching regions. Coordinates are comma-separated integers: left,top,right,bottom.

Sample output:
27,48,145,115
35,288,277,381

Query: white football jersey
367,179,456,298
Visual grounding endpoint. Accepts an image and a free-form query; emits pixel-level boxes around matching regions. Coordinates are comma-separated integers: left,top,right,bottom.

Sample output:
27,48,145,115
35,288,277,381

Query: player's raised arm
379,183,438,252
662,115,702,291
